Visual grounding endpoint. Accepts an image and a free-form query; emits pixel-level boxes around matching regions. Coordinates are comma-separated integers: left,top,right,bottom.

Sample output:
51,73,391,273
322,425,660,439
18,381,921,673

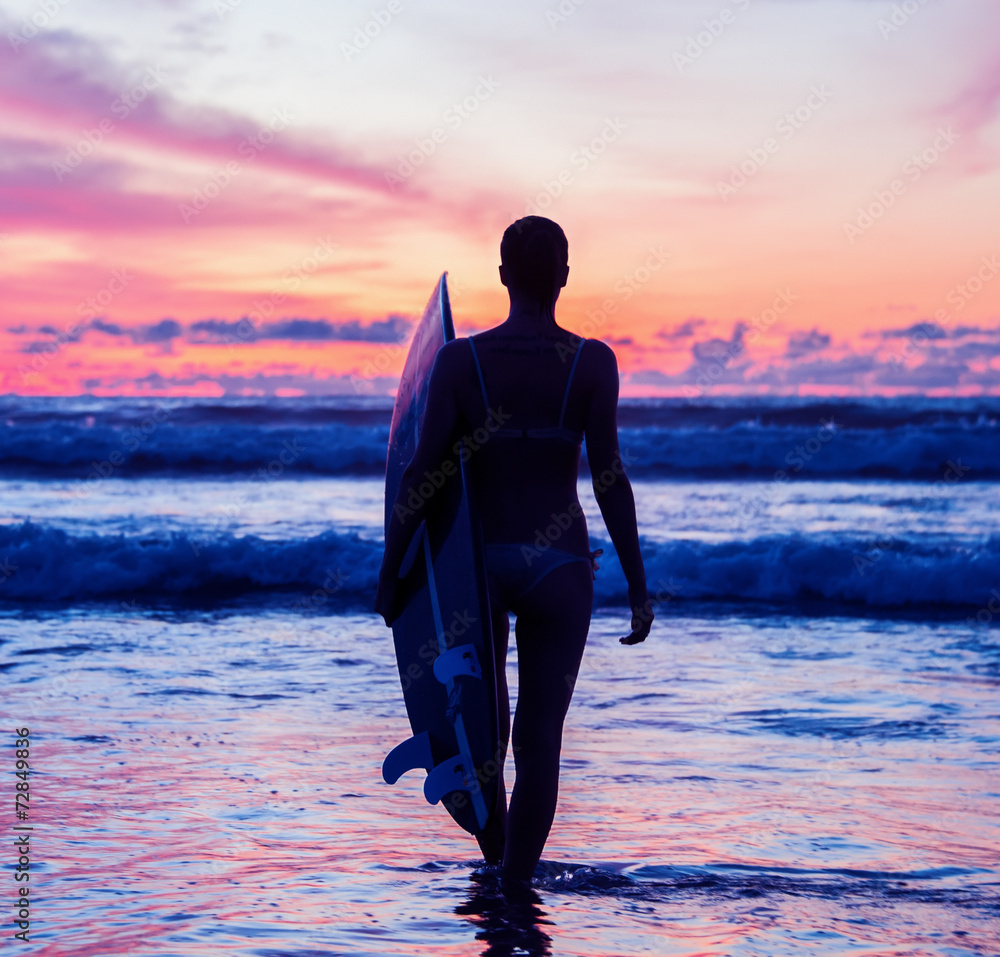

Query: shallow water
3,396,999,953
4,606,998,956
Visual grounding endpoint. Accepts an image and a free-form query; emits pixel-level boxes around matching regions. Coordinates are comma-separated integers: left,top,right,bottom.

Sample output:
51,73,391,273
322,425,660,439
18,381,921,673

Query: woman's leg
476,584,511,864
503,560,592,881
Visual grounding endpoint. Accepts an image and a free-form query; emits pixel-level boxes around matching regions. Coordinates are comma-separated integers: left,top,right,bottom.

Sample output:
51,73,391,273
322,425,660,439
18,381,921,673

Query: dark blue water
1,396,998,955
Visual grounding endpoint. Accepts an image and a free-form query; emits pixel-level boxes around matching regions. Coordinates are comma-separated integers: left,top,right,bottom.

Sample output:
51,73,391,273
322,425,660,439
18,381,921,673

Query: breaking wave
2,521,996,613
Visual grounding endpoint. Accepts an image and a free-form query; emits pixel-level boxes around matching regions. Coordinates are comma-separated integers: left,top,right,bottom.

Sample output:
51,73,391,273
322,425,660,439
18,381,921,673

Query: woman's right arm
583,341,653,645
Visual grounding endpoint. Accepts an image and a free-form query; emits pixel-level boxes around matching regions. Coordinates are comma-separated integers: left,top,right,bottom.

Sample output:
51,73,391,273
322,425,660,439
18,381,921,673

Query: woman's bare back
455,327,594,556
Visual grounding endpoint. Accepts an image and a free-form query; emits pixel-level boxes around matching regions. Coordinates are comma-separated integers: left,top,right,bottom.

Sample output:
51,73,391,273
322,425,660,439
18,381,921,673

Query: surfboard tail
423,755,489,831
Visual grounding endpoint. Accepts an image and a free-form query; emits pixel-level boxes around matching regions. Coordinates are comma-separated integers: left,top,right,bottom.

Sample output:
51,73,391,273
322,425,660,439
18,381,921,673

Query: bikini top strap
557,338,586,429
467,337,490,412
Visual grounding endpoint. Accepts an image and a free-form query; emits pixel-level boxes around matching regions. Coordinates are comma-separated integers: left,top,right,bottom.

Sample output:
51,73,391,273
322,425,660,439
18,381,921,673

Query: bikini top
467,336,586,444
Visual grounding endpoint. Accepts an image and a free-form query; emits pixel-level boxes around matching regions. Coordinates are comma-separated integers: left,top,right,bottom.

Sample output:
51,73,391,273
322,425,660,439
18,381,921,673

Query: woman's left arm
375,341,464,624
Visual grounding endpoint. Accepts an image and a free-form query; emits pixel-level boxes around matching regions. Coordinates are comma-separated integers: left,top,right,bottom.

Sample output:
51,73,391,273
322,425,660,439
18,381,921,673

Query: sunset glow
2,0,999,396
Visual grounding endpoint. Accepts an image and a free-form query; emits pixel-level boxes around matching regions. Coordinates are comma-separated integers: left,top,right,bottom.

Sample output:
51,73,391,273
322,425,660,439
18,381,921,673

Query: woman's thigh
488,583,512,747
510,560,593,738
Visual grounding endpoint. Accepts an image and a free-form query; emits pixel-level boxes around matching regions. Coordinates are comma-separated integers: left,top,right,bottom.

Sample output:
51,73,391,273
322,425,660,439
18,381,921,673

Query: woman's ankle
476,816,506,865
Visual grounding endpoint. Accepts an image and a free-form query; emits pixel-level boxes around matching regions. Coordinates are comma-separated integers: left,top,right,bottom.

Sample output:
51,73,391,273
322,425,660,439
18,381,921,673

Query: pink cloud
0,21,389,193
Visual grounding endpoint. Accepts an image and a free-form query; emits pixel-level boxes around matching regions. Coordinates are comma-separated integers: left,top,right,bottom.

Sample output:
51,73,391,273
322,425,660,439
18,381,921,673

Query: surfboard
381,273,501,836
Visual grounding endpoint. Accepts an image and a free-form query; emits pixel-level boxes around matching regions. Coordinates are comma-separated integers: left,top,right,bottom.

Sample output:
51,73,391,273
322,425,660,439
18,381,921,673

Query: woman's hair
500,216,568,309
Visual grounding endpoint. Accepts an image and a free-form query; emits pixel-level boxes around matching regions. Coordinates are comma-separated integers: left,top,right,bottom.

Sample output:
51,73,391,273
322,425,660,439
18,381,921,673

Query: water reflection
3,610,997,956
457,870,554,957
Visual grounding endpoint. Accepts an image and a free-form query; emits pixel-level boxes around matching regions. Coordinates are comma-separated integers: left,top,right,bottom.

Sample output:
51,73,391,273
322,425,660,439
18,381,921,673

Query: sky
2,0,999,397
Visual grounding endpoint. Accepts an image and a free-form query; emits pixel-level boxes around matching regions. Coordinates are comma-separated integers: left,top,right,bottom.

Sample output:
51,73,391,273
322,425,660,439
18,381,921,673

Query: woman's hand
619,595,653,645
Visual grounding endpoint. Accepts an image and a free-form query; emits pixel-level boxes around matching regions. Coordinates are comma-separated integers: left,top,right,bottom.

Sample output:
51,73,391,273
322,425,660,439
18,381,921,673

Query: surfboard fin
423,754,482,806
433,644,482,683
382,730,434,785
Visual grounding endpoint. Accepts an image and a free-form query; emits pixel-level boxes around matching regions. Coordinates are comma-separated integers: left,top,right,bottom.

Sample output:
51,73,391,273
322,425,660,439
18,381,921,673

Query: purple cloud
786,328,832,359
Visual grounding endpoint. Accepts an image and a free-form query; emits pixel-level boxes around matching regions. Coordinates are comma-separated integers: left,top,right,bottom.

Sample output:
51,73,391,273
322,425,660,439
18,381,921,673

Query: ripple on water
732,709,956,740
2,609,998,956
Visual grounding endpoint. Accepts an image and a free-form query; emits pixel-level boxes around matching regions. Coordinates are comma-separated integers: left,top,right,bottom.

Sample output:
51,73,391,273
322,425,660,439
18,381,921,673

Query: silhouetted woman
376,216,651,884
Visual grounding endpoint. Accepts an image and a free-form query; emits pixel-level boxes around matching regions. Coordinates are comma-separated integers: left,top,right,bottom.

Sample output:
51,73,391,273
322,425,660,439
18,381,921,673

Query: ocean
2,394,998,956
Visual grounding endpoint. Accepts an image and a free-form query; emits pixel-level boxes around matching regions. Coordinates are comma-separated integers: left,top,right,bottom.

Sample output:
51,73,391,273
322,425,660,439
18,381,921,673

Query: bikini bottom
484,543,598,604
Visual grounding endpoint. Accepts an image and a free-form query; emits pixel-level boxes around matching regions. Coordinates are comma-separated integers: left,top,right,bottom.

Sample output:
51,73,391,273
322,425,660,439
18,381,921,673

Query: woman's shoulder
435,337,486,387
438,337,475,360
574,336,617,368
574,334,611,351
444,328,615,366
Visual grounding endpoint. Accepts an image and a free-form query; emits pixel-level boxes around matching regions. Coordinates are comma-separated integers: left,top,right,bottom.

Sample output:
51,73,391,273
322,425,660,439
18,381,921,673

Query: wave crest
1,522,996,612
